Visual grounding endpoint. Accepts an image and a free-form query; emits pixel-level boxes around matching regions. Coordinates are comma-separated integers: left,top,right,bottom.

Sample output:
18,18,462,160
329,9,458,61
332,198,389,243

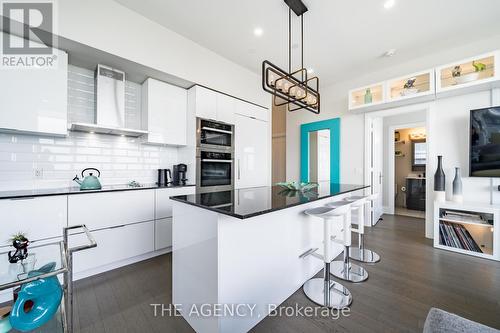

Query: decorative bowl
454,72,479,85
276,182,318,192
400,88,419,96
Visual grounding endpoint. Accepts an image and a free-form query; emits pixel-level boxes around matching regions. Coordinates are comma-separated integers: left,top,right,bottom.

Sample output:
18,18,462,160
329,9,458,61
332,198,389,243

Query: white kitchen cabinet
155,217,172,250
235,99,268,122
191,85,217,120
72,221,154,274
68,190,155,231
0,33,68,136
234,114,269,189
216,93,236,124
0,196,67,241
142,78,187,146
155,186,196,219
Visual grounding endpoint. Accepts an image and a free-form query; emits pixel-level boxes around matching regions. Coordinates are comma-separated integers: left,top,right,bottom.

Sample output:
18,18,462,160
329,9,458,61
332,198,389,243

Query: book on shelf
439,221,483,253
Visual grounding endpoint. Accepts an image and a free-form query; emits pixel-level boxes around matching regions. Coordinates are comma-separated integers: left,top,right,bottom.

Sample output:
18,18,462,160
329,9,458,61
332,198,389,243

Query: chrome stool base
350,247,380,263
303,278,352,309
330,261,369,283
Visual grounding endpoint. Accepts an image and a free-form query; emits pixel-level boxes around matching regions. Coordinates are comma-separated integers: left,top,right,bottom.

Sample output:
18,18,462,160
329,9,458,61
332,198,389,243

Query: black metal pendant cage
262,0,320,114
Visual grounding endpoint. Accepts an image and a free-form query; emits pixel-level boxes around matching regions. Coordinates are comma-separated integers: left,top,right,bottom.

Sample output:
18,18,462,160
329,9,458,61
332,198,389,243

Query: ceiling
114,0,500,87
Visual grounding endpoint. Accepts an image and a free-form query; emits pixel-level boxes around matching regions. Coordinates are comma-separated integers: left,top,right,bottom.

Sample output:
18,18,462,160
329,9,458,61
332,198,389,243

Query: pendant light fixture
262,0,320,114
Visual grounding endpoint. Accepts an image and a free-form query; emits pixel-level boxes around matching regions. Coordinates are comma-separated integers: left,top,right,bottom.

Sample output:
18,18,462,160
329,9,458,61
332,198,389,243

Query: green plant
9,232,28,243
472,61,486,72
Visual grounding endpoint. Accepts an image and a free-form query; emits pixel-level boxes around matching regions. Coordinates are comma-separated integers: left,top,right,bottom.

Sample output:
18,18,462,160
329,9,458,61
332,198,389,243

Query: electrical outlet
34,168,43,179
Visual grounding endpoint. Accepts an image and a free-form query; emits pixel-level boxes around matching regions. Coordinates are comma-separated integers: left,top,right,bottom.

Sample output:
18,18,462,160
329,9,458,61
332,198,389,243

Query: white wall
57,0,269,107
286,34,500,185
287,35,500,239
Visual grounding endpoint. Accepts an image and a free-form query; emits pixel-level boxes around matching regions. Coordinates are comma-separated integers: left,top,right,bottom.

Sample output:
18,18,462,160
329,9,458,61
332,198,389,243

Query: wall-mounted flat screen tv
470,107,500,177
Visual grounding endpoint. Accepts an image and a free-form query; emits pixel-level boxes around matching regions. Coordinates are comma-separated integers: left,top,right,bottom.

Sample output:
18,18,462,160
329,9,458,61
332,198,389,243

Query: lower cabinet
0,196,67,241
73,221,154,274
155,217,173,250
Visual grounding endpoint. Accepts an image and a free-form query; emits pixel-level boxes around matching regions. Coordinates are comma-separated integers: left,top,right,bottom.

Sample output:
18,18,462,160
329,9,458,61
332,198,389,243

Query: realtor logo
1,1,56,68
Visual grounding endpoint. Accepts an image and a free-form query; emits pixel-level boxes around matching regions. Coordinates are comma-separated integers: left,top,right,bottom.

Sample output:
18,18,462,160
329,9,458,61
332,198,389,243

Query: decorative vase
434,156,446,202
452,167,463,203
364,88,372,104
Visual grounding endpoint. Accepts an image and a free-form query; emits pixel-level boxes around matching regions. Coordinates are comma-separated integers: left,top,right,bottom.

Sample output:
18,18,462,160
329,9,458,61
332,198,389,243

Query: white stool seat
302,203,353,309
322,200,369,283
305,205,350,218
343,194,381,264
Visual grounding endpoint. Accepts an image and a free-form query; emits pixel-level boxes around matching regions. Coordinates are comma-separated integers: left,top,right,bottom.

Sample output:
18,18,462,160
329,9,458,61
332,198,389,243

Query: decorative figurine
364,88,373,104
472,61,486,72
7,233,29,264
452,66,462,78
403,77,417,89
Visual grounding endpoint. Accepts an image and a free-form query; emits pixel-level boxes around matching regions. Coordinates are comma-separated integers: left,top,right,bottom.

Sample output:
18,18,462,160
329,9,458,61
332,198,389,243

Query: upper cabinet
348,82,385,111
436,51,499,95
0,33,68,136
387,69,435,102
348,50,500,113
192,85,217,120
190,85,268,124
142,78,187,146
216,93,236,124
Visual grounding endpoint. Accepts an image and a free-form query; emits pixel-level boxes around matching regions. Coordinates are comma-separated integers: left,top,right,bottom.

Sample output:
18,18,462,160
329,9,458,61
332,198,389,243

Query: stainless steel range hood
70,64,148,137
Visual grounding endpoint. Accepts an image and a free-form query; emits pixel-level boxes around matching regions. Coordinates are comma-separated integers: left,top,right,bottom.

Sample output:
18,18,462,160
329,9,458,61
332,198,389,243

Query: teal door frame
300,118,340,183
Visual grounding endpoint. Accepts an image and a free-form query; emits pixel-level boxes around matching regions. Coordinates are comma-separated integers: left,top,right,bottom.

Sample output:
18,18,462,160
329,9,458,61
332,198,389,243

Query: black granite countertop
170,183,369,219
0,183,195,200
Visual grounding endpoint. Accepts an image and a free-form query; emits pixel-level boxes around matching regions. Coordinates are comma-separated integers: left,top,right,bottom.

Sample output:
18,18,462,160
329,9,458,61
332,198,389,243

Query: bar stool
302,205,353,309
344,194,381,263
325,201,369,283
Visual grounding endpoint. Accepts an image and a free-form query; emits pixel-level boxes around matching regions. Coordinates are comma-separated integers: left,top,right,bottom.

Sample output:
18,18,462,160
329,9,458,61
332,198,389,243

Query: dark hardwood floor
73,215,500,333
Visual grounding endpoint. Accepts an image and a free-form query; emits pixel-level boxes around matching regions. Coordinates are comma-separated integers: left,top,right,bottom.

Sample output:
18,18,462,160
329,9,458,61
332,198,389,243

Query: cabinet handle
10,197,36,201
201,127,233,135
238,159,241,180
109,224,126,230
201,159,233,163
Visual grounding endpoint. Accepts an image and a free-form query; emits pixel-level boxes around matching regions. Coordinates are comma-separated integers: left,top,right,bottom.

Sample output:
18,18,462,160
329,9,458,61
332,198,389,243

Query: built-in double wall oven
196,118,234,193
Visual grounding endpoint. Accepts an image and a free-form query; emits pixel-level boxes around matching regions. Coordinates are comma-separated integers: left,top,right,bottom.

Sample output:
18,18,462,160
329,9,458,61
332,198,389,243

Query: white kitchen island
171,183,368,333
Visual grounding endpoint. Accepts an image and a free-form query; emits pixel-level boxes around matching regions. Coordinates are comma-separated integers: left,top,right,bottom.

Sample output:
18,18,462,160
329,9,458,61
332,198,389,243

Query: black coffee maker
173,164,188,186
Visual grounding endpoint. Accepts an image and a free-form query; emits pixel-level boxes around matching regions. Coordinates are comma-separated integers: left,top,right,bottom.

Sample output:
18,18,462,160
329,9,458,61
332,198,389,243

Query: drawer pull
10,197,36,201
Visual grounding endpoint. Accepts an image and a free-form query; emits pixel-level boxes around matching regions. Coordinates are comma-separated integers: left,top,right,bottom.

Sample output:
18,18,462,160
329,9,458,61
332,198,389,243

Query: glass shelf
0,242,66,289
439,55,496,90
349,83,384,109
0,225,96,333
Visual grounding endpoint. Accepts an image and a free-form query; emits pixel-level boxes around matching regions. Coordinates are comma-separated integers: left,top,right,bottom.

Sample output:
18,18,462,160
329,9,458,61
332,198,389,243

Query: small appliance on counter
173,164,188,186
73,168,102,190
157,169,172,186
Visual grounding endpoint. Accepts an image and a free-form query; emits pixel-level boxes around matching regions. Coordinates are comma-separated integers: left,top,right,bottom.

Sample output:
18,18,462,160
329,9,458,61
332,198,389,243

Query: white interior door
370,117,384,225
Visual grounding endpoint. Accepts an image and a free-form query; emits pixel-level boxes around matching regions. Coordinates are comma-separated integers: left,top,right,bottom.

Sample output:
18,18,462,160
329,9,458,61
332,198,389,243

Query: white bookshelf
434,201,499,261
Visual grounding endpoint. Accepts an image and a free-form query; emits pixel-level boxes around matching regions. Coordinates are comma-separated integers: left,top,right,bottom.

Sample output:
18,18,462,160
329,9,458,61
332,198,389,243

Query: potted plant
7,232,29,264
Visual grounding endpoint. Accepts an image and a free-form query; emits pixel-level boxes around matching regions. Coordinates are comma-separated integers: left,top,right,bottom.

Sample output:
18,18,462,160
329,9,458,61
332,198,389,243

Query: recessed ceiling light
383,49,397,57
89,131,95,134
253,27,264,37
384,0,395,9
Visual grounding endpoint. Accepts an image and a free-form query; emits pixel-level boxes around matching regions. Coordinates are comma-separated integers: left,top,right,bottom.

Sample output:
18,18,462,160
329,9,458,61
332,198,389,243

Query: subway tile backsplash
0,65,180,191
0,132,179,190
